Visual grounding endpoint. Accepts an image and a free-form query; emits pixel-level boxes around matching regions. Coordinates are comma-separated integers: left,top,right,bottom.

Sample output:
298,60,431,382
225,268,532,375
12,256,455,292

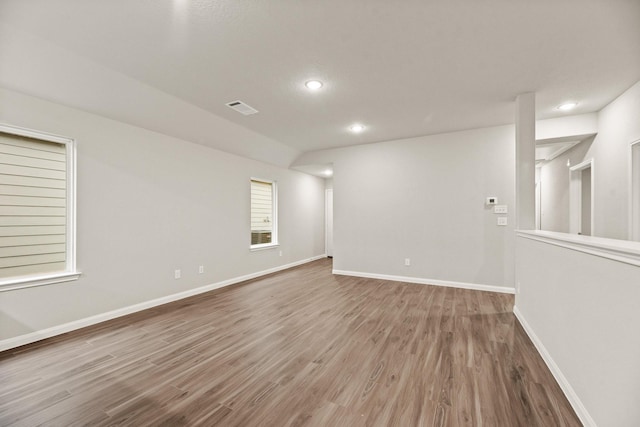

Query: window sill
517,230,640,268
250,243,280,252
0,271,82,292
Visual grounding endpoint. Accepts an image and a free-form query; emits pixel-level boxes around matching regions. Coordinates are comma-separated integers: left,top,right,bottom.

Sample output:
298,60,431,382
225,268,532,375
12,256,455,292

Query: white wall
0,23,299,168
539,82,640,239
539,138,593,232
515,81,640,426
324,177,333,190
535,113,598,141
515,235,640,426
0,88,325,342
297,125,516,289
590,81,640,239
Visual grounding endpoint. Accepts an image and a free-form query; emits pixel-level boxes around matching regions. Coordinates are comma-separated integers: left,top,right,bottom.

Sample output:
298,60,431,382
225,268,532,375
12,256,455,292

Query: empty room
1,1,639,426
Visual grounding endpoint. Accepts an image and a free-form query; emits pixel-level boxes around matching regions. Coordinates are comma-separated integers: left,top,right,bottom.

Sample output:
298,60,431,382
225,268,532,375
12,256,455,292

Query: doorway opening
569,159,594,236
325,189,333,257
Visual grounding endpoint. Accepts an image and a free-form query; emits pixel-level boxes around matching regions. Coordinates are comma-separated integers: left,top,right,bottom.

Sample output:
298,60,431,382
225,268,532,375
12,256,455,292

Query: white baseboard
0,254,327,353
332,269,515,294
513,306,596,427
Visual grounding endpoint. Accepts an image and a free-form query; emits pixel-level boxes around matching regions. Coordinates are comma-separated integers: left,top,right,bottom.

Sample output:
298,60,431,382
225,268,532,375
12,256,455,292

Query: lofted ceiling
0,0,639,168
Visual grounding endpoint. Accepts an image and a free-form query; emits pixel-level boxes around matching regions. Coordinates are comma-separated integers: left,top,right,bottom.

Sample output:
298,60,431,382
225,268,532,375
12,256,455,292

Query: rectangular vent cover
226,100,259,115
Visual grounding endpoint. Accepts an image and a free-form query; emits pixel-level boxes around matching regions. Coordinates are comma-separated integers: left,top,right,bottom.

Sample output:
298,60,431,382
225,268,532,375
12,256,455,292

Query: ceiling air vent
226,100,259,115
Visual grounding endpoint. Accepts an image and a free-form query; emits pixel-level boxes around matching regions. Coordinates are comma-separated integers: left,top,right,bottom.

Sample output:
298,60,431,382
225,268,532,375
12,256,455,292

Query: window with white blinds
250,178,277,248
0,125,78,290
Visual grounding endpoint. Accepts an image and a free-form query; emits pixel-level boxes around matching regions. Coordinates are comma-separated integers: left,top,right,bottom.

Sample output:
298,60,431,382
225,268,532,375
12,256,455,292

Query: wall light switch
174,269,181,279
404,258,411,266
497,217,508,226
198,265,204,274
494,205,508,214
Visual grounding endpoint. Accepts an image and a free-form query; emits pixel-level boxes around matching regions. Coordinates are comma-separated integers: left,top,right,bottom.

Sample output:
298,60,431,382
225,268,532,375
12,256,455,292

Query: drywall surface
515,235,640,426
325,178,333,190
539,138,593,232
535,113,598,141
299,125,516,288
589,81,640,239
539,81,640,239
0,23,299,168
0,88,325,341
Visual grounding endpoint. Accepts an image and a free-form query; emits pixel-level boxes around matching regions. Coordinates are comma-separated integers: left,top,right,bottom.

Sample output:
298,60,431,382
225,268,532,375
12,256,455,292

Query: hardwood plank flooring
0,259,581,426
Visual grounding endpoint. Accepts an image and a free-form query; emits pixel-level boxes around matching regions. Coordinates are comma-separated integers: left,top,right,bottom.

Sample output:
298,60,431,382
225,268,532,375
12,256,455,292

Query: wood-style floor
0,259,581,426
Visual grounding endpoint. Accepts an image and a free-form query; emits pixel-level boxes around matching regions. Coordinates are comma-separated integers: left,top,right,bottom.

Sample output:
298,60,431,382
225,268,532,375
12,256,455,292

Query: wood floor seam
0,259,581,426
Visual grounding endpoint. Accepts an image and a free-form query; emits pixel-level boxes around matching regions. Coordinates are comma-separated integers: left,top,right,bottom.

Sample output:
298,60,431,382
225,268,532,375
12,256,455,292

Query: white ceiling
1,0,639,166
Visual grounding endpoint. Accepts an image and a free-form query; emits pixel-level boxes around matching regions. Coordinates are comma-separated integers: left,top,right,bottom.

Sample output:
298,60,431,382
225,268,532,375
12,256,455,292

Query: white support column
516,93,536,230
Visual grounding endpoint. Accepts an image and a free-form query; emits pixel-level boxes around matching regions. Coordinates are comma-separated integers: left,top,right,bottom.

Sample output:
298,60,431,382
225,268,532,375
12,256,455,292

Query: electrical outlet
198,265,204,274
494,205,508,214
497,217,508,226
174,269,181,279
404,258,411,266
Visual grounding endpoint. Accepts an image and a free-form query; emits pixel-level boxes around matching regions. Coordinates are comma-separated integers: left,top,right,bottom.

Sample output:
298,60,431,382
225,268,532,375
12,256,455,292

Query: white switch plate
174,269,181,279
198,265,204,274
404,258,411,266
494,205,508,214
497,217,508,226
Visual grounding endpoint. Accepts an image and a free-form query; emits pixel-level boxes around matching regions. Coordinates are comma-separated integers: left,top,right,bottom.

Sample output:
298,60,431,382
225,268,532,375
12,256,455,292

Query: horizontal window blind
251,179,276,246
251,180,273,232
0,132,67,279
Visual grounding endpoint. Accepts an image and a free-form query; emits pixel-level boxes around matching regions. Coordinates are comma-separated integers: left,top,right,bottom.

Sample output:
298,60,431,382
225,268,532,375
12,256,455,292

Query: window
0,125,79,291
250,178,277,249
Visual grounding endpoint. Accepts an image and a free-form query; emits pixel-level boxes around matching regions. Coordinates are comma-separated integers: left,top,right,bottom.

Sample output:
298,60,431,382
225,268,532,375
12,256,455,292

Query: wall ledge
517,230,640,268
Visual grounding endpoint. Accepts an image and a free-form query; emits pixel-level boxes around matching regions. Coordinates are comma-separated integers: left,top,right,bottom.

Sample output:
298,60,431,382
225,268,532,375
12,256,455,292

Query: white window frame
250,178,278,251
0,124,80,291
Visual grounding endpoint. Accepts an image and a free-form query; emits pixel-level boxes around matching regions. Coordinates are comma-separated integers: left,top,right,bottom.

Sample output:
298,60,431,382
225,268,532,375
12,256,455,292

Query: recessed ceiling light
323,169,333,177
557,102,578,111
305,80,323,90
349,124,365,133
